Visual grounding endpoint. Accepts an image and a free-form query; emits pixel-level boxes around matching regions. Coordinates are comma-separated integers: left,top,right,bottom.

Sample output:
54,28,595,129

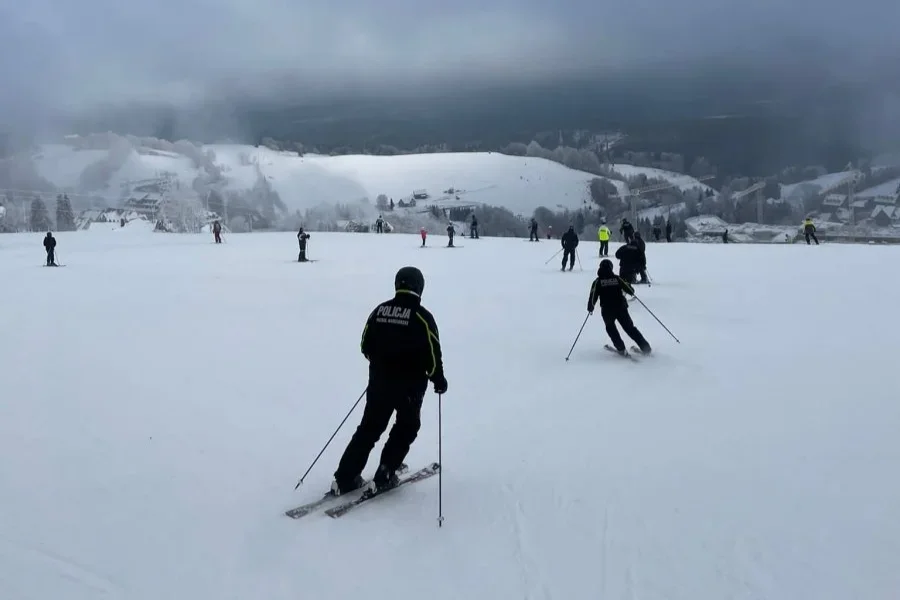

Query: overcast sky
1,0,897,126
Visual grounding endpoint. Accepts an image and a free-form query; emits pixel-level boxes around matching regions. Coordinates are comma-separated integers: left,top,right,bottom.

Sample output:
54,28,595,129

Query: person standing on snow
375,216,385,233
597,221,611,257
560,225,579,271
529,218,540,241
331,266,448,496
212,220,222,244
615,240,641,284
620,219,635,244
469,215,479,239
446,222,456,247
297,227,311,262
632,232,649,283
587,259,651,356
43,232,58,266
803,218,819,245
420,227,427,247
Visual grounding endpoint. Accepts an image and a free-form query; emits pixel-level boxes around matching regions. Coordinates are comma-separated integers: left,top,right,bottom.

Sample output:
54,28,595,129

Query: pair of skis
285,462,441,520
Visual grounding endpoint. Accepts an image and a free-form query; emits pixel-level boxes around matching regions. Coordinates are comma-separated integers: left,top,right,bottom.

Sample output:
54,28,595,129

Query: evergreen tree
56,194,76,231
30,196,52,231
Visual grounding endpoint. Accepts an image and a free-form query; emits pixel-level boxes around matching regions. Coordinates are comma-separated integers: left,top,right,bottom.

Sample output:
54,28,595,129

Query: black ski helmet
598,259,614,274
395,266,425,296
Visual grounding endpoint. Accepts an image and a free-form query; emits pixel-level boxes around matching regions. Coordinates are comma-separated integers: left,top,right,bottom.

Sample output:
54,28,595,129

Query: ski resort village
2,134,900,243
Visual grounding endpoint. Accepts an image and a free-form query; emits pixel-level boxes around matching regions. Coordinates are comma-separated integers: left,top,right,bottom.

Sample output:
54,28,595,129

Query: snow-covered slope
2,232,899,600
29,141,598,216
607,163,715,194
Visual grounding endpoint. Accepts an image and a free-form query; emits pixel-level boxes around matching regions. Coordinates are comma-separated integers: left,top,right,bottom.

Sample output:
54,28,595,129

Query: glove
432,374,448,395
587,304,594,314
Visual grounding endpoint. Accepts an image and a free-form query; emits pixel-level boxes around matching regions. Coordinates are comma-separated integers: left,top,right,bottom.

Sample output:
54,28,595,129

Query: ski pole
544,248,563,264
576,249,583,271
293,387,367,490
565,312,591,361
437,393,444,528
632,296,680,343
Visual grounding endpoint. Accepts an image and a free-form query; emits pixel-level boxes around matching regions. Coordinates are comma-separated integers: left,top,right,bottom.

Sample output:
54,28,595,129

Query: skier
546,225,553,240
615,240,641,284
665,220,673,242
446,222,456,247
560,225,579,271
43,232,57,266
469,215,479,239
803,218,819,245
722,229,729,243
331,266,448,495
597,220,611,257
212,220,222,244
587,259,652,356
633,232,649,283
529,218,539,241
652,225,661,241
375,216,385,233
420,227,427,247
620,219,635,243
297,227,311,262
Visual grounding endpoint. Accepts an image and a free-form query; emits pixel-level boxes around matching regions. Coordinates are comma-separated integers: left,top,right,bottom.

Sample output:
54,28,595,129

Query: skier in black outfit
615,241,641,284
529,218,539,241
446,222,456,247
43,232,57,266
297,227,311,262
332,266,448,496
665,220,673,242
620,219,635,243
470,215,479,239
560,225,579,271
587,259,651,356
632,232,649,283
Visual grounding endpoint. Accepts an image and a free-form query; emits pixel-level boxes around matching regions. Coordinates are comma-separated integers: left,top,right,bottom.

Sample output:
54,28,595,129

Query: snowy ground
1,229,899,600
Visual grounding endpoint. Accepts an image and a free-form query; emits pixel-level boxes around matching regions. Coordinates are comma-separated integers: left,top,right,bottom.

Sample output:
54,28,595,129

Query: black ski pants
602,307,649,353
530,229,539,241
46,249,55,266
599,240,609,256
334,379,425,485
561,248,576,270
805,232,819,245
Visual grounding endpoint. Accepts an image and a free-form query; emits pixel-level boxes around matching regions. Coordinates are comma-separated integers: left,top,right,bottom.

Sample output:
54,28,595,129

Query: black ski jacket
587,273,634,313
361,291,445,386
561,229,579,250
43,236,56,250
615,244,641,274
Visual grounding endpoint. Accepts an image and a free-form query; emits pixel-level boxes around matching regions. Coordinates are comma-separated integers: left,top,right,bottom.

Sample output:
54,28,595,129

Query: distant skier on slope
213,220,222,244
560,225,579,271
597,220,611,257
665,220,673,242
803,218,819,245
375,216,385,233
615,240,641,284
633,232,649,283
331,266,448,496
420,227,427,247
446,222,456,247
529,218,540,241
620,219,635,243
587,259,652,356
297,227,311,262
43,232,58,266
469,215,479,239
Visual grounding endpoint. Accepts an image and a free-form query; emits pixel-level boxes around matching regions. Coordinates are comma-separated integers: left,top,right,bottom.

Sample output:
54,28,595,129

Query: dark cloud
1,0,897,128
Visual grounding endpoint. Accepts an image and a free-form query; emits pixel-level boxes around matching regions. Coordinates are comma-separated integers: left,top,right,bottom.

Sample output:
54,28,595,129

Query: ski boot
330,475,366,497
368,463,409,494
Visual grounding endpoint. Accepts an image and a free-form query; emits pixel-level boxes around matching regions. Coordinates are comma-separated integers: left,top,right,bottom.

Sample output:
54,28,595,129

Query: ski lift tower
730,181,767,223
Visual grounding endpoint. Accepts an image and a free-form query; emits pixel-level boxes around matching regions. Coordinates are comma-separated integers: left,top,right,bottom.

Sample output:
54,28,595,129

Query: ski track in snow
1,229,900,600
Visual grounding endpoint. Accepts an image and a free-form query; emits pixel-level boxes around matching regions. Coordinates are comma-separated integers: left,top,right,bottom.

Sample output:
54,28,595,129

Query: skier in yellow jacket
597,221,611,257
